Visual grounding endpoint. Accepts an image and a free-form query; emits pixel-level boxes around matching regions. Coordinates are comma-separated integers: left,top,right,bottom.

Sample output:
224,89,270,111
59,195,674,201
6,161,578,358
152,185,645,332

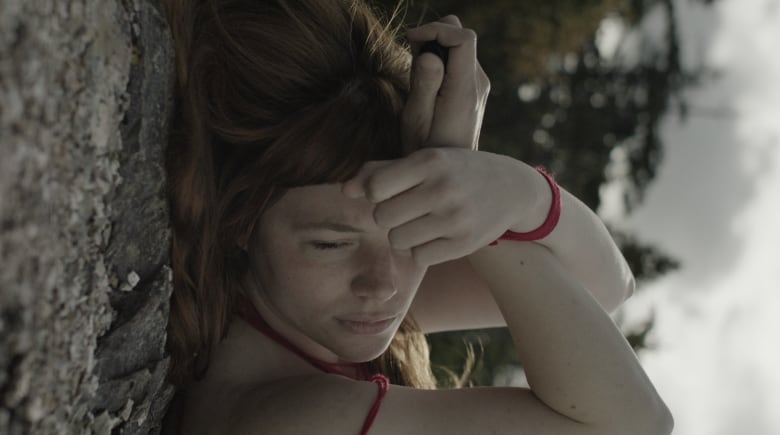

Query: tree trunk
0,0,176,433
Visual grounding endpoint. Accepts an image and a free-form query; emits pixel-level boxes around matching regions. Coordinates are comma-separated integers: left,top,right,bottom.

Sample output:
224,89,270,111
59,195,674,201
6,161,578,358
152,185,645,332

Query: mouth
336,316,397,335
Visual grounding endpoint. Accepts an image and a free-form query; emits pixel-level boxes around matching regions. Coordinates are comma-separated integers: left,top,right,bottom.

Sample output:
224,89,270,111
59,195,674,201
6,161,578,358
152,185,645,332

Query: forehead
274,183,374,226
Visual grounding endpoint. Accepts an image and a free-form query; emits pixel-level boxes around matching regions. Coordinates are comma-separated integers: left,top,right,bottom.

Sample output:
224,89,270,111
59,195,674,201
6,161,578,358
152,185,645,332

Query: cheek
398,257,427,287
267,255,353,307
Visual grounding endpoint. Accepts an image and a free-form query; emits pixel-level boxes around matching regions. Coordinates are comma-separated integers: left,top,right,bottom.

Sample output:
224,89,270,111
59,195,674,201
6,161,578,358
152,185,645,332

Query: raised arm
231,241,672,435
456,240,670,433
410,156,633,333
507,159,635,311
397,16,632,332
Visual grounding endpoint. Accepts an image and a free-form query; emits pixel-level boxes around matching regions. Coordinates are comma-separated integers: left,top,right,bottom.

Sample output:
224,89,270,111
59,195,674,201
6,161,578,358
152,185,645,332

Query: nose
350,246,398,302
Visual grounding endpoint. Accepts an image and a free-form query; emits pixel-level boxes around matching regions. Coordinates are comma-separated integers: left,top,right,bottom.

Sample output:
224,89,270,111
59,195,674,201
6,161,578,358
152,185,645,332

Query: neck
247,292,343,363
237,270,346,364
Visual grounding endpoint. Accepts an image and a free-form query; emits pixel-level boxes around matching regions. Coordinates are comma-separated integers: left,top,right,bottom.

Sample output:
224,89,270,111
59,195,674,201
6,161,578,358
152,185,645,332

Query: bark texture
0,0,176,433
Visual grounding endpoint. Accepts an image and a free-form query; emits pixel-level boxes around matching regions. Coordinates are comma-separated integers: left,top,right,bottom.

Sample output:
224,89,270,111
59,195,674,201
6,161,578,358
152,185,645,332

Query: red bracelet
489,166,561,245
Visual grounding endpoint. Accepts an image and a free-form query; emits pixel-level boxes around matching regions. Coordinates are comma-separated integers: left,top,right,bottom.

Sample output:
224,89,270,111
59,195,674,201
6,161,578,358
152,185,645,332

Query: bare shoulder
227,375,626,435
179,312,665,434
176,316,316,435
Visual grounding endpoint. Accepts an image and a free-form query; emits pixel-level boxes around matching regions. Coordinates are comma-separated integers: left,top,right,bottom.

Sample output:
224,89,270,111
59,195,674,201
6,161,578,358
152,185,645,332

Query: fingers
407,15,462,58
402,15,460,156
373,181,441,229
401,52,444,156
411,237,464,267
405,16,486,150
437,14,462,27
341,161,386,199
406,21,477,84
388,213,464,266
341,151,434,203
387,212,450,251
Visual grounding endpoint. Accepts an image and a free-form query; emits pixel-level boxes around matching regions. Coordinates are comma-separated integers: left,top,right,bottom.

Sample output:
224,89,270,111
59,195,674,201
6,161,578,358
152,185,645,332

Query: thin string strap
235,293,365,378
360,374,390,435
235,292,391,435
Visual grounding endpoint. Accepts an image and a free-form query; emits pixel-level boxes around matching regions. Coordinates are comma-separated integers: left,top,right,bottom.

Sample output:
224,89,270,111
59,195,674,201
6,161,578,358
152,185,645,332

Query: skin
179,14,671,435
237,143,541,365
240,183,428,365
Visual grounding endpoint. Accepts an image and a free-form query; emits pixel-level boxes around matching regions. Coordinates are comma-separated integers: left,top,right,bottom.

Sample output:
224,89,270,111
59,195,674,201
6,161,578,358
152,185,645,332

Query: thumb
401,52,445,156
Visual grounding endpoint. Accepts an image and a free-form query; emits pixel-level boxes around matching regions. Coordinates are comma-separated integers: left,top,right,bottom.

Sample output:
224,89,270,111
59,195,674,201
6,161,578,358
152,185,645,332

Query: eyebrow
291,220,366,233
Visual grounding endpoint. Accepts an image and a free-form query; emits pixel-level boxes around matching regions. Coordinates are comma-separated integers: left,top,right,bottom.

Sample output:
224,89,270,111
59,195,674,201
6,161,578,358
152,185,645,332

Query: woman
160,0,673,433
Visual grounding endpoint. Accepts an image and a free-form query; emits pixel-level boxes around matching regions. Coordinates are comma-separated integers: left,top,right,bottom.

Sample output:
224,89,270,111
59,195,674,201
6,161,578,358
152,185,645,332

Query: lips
336,315,397,335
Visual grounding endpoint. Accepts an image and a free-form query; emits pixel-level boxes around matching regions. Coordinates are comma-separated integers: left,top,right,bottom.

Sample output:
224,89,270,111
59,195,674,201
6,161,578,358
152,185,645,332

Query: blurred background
372,0,780,433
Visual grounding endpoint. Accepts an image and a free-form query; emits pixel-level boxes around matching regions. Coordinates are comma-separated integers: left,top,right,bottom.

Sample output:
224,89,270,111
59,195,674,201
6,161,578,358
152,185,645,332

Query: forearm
502,157,635,312
466,241,672,432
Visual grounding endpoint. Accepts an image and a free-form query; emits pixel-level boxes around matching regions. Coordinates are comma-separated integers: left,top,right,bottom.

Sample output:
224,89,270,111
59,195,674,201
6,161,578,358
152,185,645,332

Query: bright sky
599,0,780,434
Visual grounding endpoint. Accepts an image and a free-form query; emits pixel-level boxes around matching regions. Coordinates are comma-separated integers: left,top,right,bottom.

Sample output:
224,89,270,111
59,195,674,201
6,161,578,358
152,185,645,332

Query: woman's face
242,183,428,364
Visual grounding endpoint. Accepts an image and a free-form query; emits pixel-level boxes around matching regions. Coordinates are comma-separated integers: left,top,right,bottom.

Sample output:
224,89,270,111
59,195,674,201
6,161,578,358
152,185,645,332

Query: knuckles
415,53,445,76
364,179,381,203
418,147,448,168
440,14,462,27
360,172,381,203
387,226,408,250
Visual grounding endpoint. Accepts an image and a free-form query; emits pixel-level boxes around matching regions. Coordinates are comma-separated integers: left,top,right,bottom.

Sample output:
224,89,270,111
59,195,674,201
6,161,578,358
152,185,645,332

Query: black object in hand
419,40,449,69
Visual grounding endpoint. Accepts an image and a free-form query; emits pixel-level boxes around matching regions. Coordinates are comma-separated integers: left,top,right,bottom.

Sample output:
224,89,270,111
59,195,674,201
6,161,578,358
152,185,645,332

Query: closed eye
311,241,352,250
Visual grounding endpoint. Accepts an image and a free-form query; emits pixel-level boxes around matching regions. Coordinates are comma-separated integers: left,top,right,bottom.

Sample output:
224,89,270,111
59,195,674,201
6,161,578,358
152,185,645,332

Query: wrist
508,163,553,234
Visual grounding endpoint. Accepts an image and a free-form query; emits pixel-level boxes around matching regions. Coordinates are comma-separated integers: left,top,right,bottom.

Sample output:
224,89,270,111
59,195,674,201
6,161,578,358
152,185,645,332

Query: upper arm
409,257,506,334
227,376,630,435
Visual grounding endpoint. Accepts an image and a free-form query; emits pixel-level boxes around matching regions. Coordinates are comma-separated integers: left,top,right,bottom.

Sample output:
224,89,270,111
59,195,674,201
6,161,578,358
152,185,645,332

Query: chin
332,334,395,363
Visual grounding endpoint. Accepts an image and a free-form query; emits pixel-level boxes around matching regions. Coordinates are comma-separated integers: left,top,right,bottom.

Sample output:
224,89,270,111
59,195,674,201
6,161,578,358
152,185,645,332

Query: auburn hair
160,0,437,397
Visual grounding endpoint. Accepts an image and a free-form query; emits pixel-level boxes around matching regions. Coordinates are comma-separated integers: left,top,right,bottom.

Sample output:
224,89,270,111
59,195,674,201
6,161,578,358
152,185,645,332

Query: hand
401,15,491,156
341,148,529,267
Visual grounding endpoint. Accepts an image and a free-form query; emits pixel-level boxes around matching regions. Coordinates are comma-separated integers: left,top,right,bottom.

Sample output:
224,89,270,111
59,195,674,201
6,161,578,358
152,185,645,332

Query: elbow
624,274,636,302
656,400,675,435
613,249,636,307
641,375,675,435
609,383,674,435
612,268,636,313
635,394,675,435
644,404,675,435
618,252,636,303
609,400,674,435
593,252,636,314
599,275,635,315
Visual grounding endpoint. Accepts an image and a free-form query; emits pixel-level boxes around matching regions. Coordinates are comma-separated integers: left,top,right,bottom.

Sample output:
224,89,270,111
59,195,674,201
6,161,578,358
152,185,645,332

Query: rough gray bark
0,0,176,433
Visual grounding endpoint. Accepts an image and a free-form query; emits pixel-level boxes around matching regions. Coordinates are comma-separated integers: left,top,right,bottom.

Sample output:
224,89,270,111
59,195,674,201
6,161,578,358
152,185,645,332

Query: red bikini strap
235,293,391,434
235,292,362,378
360,374,390,435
